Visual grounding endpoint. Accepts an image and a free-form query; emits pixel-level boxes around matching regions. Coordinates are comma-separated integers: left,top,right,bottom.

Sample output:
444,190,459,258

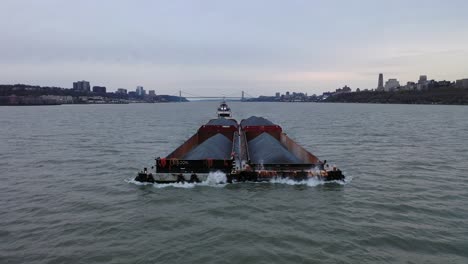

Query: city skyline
1,0,468,96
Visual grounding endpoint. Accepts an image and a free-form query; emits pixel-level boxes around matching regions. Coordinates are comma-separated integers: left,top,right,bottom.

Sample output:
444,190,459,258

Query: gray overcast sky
1,0,468,96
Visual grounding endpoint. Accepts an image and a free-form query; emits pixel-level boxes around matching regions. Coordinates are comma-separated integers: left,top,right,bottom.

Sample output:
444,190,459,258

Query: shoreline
2,101,467,106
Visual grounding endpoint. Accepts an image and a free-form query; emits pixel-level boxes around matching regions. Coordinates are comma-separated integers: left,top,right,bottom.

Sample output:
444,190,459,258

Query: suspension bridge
170,90,257,101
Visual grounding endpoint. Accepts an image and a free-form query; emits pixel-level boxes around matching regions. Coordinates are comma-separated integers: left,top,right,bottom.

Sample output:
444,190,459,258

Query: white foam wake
124,178,153,186
153,182,197,189
201,171,227,186
126,171,228,189
126,172,351,188
269,175,351,187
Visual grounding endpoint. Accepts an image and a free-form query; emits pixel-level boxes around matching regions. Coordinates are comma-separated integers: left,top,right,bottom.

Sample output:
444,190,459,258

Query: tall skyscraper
378,73,384,90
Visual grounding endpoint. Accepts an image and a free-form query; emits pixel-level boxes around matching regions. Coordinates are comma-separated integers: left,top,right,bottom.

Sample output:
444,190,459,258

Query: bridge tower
179,90,182,102
241,91,245,101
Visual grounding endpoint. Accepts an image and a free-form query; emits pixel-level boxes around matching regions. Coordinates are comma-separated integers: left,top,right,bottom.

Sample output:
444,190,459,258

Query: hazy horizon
1,0,468,96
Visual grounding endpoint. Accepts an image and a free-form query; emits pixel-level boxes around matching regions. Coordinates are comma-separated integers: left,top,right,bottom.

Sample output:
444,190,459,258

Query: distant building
275,92,280,98
321,92,333,100
73,81,90,92
418,75,428,84
136,86,145,96
456,78,468,89
336,85,352,94
403,81,417,91
384,79,400,91
377,73,384,90
148,90,156,96
415,75,429,90
40,95,74,104
92,86,106,94
437,80,451,87
116,88,127,94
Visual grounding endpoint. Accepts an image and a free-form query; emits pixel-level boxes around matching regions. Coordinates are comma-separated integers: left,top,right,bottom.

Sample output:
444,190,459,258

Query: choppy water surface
0,102,467,263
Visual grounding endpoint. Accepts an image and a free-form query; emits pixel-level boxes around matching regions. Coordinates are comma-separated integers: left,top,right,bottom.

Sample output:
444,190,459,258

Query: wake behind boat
135,101,344,184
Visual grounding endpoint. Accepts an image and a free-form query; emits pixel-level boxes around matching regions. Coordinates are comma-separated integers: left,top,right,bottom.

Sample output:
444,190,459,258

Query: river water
0,102,467,263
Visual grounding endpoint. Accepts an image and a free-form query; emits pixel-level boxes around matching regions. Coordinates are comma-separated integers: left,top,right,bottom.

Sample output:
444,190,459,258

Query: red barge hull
136,116,344,184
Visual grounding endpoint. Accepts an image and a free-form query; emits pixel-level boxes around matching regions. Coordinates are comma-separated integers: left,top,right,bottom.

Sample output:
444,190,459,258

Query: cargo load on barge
135,102,344,184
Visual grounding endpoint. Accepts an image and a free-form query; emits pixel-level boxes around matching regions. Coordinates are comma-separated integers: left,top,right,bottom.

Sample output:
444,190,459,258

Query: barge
135,102,344,184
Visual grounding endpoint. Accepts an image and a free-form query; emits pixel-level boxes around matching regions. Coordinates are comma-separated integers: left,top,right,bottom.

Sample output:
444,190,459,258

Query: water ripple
1,103,468,263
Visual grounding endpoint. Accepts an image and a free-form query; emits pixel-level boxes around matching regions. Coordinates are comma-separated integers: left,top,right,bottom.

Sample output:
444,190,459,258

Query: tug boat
135,102,344,184
217,100,232,118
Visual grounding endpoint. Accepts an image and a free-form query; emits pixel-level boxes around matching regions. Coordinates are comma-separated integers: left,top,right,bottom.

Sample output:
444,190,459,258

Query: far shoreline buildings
136,86,145,96
73,80,90,92
246,73,468,103
374,73,465,92
384,79,400,91
92,86,106,94
456,78,468,88
116,88,127,94
0,83,186,105
378,73,384,90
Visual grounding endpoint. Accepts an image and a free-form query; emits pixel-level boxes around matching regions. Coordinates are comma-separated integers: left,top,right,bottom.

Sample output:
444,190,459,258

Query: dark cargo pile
183,133,232,160
205,118,238,127
240,116,275,127
248,133,301,164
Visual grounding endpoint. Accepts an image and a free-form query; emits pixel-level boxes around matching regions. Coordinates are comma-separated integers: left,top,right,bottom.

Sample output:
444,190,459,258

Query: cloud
1,0,468,94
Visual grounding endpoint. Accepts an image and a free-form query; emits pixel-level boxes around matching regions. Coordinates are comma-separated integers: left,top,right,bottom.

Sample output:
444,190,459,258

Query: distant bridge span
184,96,243,99
175,90,255,101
